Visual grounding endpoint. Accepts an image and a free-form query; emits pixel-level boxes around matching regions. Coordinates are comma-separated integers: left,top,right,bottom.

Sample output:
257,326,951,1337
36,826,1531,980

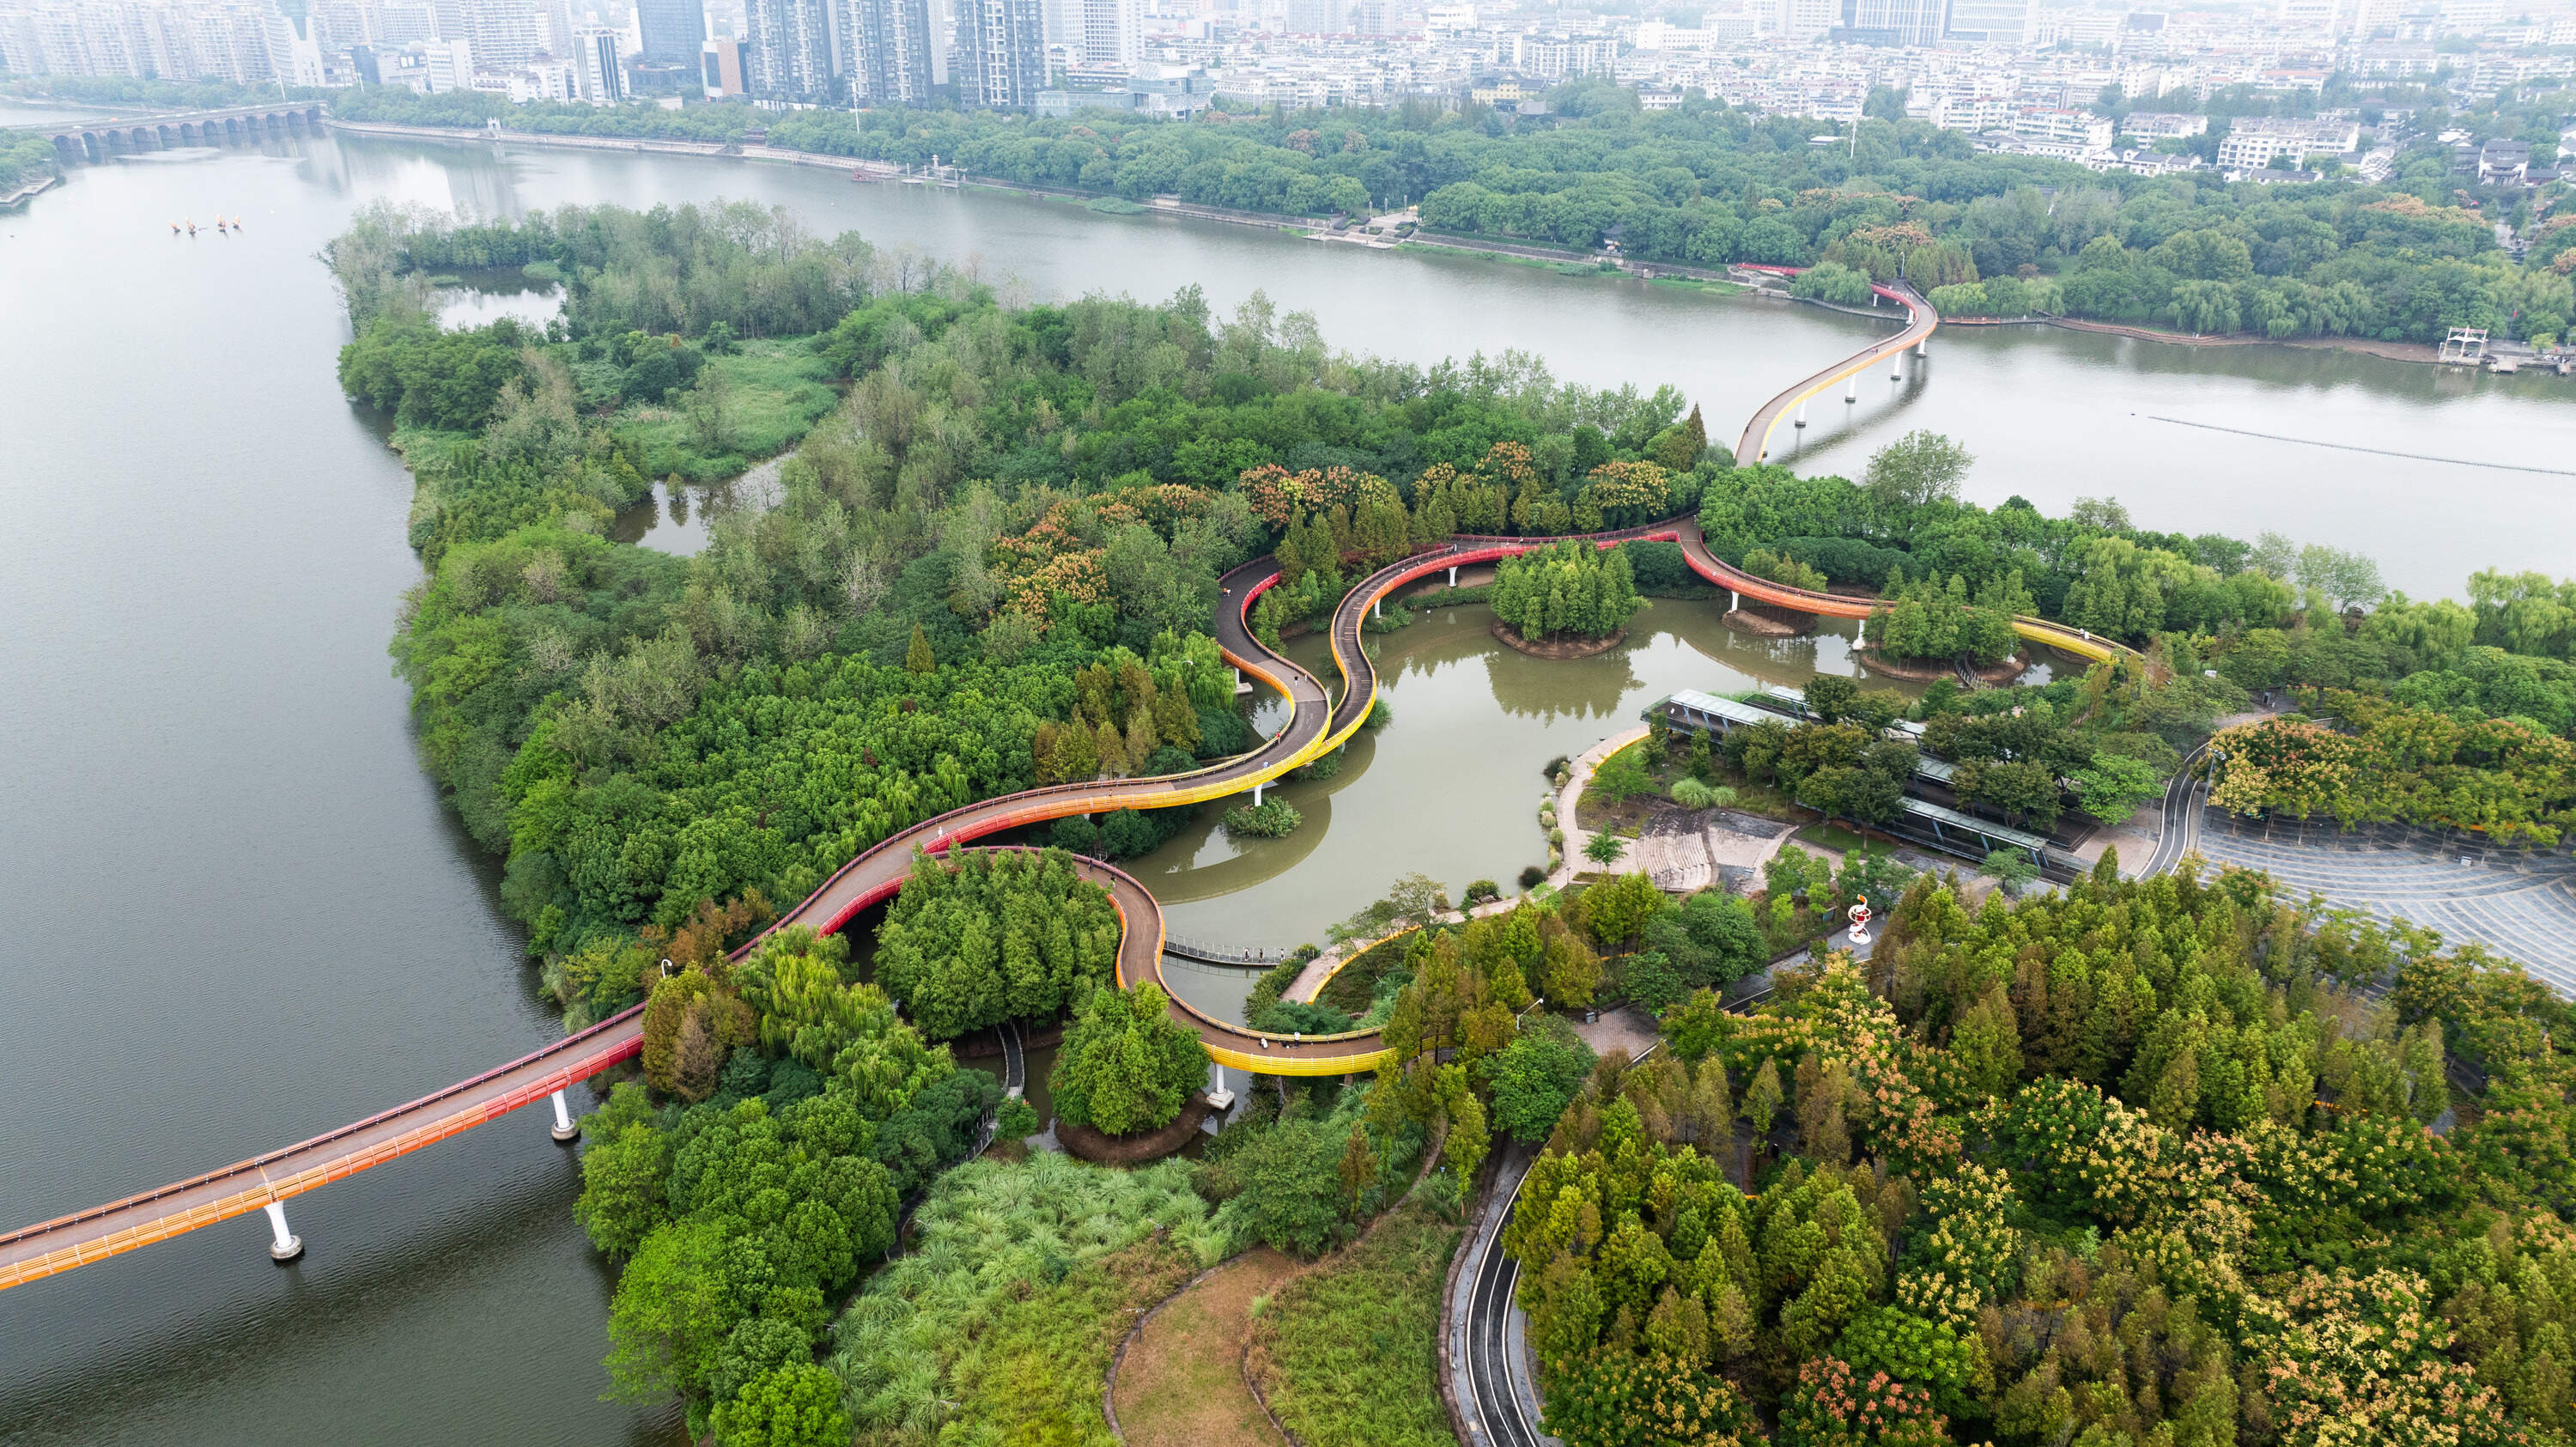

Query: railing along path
1,287,2152,1292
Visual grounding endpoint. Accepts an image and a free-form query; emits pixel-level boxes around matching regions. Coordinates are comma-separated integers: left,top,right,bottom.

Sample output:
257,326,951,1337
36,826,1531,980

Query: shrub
1224,799,1305,837
1246,1195,1463,1445
1669,776,1726,809
994,1096,1042,1140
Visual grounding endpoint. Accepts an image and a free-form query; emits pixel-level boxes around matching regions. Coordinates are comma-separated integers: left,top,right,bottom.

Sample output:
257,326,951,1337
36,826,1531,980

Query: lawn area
1243,1195,1461,1447
1575,737,1805,836
1112,1247,1300,1447
608,337,839,483
1795,822,1880,854
1317,929,1419,1015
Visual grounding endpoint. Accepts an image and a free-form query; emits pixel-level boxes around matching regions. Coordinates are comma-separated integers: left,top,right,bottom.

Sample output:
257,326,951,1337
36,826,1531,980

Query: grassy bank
1244,1194,1462,1447
607,337,839,483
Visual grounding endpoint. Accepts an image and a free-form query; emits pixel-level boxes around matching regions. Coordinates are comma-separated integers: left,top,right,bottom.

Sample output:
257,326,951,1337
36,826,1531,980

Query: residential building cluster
5,0,2570,187
0,0,643,101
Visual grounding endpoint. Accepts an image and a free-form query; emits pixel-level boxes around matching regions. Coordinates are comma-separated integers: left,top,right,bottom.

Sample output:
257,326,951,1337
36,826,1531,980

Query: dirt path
1113,1248,1301,1447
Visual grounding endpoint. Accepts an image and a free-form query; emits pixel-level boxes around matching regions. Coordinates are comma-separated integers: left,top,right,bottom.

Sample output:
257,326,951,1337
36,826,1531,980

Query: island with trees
325,199,2576,1447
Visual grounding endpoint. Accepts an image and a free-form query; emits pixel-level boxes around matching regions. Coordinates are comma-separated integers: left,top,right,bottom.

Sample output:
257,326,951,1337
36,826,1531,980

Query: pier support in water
1374,597,1382,619
1844,379,1857,403
1729,590,1741,611
264,1201,302,1263
1893,354,1905,380
1915,338,1928,358
1447,565,1457,587
1794,400,1807,429
550,1088,579,1143
1253,781,1266,808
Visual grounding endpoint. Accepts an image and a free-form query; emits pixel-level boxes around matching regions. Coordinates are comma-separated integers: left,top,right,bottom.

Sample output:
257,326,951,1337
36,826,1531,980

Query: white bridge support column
1915,338,1928,357
264,1200,302,1262
1205,1060,1235,1112
550,1088,579,1143
1893,353,1905,380
1730,590,1741,611
1844,378,1858,403
1447,565,1457,587
1252,781,1265,807
1374,597,1382,619
1794,400,1808,429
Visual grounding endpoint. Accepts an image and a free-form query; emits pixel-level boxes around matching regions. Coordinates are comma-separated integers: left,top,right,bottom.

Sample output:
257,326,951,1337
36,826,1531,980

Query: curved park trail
1112,1247,1302,1447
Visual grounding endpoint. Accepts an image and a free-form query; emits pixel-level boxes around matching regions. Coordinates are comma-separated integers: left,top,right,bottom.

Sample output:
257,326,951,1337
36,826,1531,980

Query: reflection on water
610,479,713,556
434,280,562,330
1158,956,1269,1026
1131,599,1931,952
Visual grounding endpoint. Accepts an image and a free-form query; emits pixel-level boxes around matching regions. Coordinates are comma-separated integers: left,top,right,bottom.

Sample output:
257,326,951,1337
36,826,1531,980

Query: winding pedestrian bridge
0,288,2144,1292
1731,268,1939,466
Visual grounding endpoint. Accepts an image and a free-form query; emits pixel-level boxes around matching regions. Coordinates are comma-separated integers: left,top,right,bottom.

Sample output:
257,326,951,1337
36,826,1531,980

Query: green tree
710,1362,852,1447
1802,675,1859,723
1862,430,1973,517
575,1101,675,1260
1050,982,1209,1136
905,622,934,674
1582,871,1667,946
1489,1019,1600,1142
2070,753,2161,824
1583,830,1630,869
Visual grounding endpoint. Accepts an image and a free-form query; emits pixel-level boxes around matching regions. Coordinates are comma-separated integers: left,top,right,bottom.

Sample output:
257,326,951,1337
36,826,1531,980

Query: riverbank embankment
324,117,2523,373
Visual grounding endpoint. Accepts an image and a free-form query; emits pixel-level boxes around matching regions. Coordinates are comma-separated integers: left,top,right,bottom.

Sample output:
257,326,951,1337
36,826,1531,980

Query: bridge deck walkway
0,278,2154,1293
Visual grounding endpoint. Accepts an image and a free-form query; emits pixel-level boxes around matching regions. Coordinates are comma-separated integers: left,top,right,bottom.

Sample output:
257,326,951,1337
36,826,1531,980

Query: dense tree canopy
872,848,1123,1039
1504,858,2576,1447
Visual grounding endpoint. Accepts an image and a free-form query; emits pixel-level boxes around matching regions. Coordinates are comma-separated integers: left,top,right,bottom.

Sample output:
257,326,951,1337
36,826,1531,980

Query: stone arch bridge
22,103,325,164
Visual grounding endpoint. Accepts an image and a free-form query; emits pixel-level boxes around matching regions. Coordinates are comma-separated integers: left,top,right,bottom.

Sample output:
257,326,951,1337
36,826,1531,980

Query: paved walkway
2193,813,2576,994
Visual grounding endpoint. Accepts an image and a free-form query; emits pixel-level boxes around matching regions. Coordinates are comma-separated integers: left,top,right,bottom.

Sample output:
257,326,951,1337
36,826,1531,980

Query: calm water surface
0,128,2564,1446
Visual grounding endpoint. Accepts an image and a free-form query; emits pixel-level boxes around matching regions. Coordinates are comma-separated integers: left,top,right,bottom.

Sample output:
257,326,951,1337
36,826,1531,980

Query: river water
0,127,2563,1446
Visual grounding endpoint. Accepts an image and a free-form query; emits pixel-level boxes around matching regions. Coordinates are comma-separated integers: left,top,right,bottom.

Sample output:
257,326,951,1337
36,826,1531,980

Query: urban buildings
957,0,1043,106
2214,114,2363,168
739,0,834,100
848,0,936,103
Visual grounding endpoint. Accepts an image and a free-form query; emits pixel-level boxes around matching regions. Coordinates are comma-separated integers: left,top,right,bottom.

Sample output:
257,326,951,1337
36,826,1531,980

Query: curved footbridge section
2,313,2154,1292
1731,270,1937,467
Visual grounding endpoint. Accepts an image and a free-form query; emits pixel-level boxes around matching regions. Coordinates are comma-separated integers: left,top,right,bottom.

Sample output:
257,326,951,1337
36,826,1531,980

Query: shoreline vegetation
290,66,2573,355
318,186,2576,1447
323,113,2485,371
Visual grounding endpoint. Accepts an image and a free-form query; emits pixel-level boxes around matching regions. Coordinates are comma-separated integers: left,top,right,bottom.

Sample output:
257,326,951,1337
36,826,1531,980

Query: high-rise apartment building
635,0,705,62
1072,0,1135,63
742,0,837,97
957,0,1041,106
849,0,934,100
